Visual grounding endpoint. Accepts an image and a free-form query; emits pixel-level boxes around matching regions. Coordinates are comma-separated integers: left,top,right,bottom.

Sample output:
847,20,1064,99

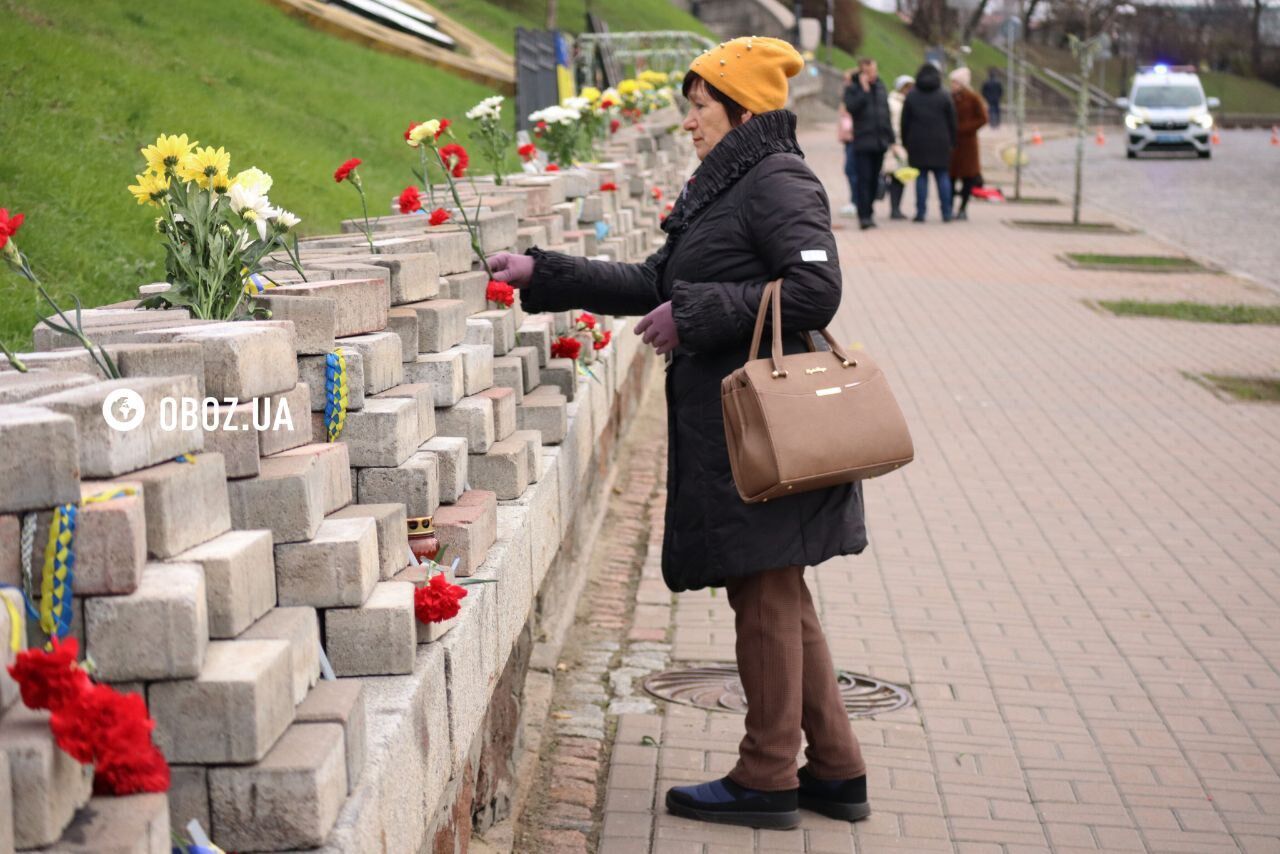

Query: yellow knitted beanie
688,36,804,115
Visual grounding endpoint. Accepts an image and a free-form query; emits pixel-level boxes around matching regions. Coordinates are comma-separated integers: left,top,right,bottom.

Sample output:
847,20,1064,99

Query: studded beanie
688,36,804,116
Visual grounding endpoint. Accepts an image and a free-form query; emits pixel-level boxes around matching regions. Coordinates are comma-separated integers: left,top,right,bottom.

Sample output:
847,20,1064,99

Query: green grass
1203,375,1280,402
853,7,931,83
1100,301,1280,324
428,0,712,55
0,0,510,351
1009,219,1124,232
1067,253,1202,269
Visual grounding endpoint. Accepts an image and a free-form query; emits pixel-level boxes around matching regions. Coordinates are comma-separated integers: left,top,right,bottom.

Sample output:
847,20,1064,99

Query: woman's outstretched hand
635,301,680,355
487,252,535,288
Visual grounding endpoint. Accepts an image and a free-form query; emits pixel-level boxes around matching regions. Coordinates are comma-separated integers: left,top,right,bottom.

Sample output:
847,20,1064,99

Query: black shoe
666,777,800,829
859,219,877,230
912,214,926,223
797,766,871,822
955,209,968,221
890,210,907,220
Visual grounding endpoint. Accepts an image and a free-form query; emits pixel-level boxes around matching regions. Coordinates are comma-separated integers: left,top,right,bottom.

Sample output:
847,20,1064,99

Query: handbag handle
747,279,858,378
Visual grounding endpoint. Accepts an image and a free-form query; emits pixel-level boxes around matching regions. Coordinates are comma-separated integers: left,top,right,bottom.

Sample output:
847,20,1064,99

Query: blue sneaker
797,765,871,821
665,776,800,829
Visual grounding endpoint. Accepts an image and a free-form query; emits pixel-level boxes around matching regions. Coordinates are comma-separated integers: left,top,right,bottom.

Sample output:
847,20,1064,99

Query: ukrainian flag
556,32,575,103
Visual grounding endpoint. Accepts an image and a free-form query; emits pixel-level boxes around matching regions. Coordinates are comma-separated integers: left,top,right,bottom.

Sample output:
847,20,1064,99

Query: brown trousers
725,565,866,791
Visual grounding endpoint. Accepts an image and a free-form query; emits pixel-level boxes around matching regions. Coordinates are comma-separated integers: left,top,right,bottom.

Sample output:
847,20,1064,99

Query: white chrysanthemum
231,167,273,196
466,95,505,121
529,105,580,125
273,209,301,230
561,96,591,113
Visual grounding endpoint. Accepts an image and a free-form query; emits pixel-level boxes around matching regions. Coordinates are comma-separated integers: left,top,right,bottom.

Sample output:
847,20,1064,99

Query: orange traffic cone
1271,125,1279,146
1095,127,1106,145
1211,129,1221,145
1032,126,1044,145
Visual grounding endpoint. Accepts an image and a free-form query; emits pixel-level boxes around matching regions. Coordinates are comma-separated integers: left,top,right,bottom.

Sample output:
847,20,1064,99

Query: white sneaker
839,203,857,218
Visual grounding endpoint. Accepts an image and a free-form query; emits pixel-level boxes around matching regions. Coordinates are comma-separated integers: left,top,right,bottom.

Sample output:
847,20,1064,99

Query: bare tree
962,0,993,42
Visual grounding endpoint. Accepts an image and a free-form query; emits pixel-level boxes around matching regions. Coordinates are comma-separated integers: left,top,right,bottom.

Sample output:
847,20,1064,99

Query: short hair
681,71,751,126
858,57,876,68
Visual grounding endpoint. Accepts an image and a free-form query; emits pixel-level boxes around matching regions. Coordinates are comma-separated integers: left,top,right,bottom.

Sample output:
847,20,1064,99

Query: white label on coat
801,249,829,262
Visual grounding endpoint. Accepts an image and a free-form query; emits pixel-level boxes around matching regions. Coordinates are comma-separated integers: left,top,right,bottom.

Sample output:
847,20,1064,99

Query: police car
1116,65,1219,159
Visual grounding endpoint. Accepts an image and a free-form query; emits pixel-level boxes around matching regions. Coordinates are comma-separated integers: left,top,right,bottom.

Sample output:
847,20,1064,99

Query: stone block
371,383,436,445
356,453,439,518
167,766,209,841
326,396,418,468
402,299,467,353
477,211,518,254
466,437,529,500
276,443,352,514
240,606,321,705
107,339,207,400
456,343,495,396
508,345,542,391
266,277,390,338
45,792,170,854
491,356,525,404
1,349,98,375
550,311,573,335
110,453,231,558
473,309,516,355
85,562,208,682
510,429,544,483
477,386,517,440
463,317,492,347
0,752,10,853
516,322,552,366
433,490,497,576
501,462,560,590
172,529,275,639
275,516,379,608
385,307,420,361
515,224,545,252
339,332,404,395
403,349,464,407
0,370,96,406
210,723,346,851
0,704,92,849
440,271,488,315
419,436,468,505
476,505,534,662
325,581,416,676
149,638,293,764
298,349,366,413
199,399,259,478
359,252,440,304
0,517,17,588
252,294,338,355
329,502,409,581
26,376,202,479
439,586,493,774
525,212,564,244
541,357,578,401
28,482,146,596
135,322,297,400
394,563,458,643
227,453,325,544
517,390,568,445
436,395,494,454
419,229,473,275
255,381,313,456
295,681,367,793
0,589,23,713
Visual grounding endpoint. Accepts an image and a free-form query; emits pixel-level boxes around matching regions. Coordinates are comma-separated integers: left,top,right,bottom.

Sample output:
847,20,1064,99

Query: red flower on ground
398,185,422,214
6,637,88,712
599,182,619,192
439,143,469,178
0,208,24,251
576,312,596,330
651,186,663,201
414,573,468,624
333,158,362,183
486,280,515,307
404,121,421,142
551,336,582,361
428,207,451,226
594,329,612,351
610,119,621,135
545,164,560,172
518,143,538,162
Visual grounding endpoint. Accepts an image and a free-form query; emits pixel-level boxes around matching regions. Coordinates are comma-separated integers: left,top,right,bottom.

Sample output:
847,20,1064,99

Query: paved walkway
532,123,1280,854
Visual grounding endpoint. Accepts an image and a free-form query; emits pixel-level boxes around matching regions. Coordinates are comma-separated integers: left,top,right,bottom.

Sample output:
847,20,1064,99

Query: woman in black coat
488,38,870,831
900,62,958,222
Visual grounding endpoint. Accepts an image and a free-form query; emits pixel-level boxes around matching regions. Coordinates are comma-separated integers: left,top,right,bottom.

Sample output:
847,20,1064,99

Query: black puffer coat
521,111,867,592
843,78,895,153
901,64,957,171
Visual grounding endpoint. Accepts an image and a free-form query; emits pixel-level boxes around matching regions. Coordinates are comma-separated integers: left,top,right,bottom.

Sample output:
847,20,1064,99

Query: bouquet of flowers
404,117,492,277
466,95,513,185
528,104,582,169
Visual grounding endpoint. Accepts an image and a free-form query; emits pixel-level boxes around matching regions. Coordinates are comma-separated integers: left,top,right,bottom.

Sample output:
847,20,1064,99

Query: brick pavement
537,123,1280,854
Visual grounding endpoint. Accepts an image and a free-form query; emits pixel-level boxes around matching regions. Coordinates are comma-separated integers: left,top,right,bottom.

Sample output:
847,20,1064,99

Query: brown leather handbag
721,280,914,504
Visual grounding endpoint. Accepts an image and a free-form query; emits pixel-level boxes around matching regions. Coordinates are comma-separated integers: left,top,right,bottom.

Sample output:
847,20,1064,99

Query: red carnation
436,118,451,139
94,742,171,796
551,336,582,361
651,186,663,201
414,572,467,624
576,312,596,330
428,207,451,226
610,119,621,135
594,329,612,351
398,185,422,214
439,143,469,178
518,143,538,162
534,121,548,138
600,182,618,192
333,157,361,183
486,280,515,307
7,637,88,712
599,98,616,110
665,202,674,212
404,121,420,141
546,164,560,172
0,208,24,251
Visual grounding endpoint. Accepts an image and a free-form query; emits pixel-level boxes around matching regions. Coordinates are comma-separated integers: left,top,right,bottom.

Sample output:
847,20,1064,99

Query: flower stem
443,168,492,279
356,182,375,252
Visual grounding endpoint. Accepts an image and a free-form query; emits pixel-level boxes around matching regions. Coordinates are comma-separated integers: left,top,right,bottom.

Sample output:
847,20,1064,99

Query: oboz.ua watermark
101,388,295,433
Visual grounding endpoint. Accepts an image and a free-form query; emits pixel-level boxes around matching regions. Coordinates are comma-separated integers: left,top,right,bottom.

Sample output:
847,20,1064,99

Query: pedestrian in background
901,62,956,222
884,74,914,220
843,57,895,230
488,36,870,831
838,68,857,218
982,67,1004,128
949,66,988,221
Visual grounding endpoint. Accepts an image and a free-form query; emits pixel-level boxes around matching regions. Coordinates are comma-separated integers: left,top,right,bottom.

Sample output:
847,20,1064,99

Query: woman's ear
741,110,754,124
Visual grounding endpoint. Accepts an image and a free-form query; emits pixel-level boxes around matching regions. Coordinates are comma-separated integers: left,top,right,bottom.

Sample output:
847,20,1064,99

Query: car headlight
1124,114,1146,130
1193,112,1213,129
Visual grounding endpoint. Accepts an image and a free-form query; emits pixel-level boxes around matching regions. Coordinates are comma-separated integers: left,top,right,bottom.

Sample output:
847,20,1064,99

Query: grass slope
0,0,503,349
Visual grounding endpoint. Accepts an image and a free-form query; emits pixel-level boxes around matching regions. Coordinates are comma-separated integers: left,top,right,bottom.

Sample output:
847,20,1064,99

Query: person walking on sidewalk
884,74,914,220
486,37,870,832
949,66,989,221
838,68,858,219
901,62,957,222
981,67,1004,128
843,57,895,230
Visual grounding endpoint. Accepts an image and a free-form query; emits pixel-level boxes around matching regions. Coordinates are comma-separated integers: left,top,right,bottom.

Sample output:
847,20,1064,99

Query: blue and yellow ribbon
39,504,78,640
0,586,23,652
324,348,349,443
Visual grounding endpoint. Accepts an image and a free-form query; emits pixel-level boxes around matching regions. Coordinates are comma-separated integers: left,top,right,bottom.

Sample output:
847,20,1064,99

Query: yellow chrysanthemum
639,70,668,86
177,146,231,188
141,133,196,175
128,172,170,207
231,167,272,195
580,86,602,103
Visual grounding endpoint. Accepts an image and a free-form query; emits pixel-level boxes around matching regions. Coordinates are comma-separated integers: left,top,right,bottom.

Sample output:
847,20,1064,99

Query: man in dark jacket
842,58,895,230
981,67,1004,128
901,62,957,222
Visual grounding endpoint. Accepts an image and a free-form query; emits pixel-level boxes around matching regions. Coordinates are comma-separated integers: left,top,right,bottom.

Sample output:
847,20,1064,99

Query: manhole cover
643,665,913,718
